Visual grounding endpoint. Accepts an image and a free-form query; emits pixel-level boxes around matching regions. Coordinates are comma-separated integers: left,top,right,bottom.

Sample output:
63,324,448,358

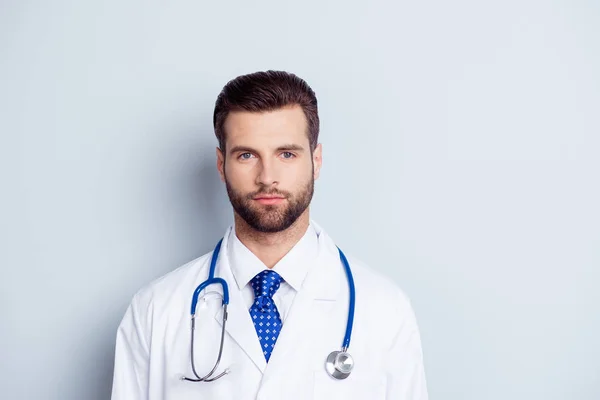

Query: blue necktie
249,270,283,362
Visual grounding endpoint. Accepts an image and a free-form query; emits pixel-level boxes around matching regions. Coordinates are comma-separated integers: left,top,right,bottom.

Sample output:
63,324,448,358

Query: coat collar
299,220,342,301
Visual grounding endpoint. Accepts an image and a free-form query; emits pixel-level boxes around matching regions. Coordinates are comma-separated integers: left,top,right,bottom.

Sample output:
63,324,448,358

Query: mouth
253,195,286,205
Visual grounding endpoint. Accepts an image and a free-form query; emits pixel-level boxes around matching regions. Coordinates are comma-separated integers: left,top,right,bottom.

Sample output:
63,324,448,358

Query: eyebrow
228,144,306,154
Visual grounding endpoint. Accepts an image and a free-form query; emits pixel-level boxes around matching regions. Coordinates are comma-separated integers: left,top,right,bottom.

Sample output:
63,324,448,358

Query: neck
233,210,310,269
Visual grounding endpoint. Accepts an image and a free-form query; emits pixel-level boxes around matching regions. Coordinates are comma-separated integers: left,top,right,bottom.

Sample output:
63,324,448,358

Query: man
111,70,428,399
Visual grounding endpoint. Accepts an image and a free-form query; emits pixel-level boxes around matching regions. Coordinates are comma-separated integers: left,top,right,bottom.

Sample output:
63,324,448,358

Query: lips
253,195,286,205
253,196,285,200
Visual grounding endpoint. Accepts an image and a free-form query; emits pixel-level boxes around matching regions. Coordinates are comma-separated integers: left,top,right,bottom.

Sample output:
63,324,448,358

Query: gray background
1,0,598,399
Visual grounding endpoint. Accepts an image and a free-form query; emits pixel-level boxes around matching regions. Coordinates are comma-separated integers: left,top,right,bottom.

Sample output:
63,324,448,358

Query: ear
216,147,226,183
312,143,322,180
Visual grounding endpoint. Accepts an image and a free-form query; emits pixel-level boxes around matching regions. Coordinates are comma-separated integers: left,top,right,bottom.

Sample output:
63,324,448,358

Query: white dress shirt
227,222,318,322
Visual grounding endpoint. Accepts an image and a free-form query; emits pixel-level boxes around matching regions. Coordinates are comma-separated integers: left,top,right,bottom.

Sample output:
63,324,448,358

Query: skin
216,105,322,269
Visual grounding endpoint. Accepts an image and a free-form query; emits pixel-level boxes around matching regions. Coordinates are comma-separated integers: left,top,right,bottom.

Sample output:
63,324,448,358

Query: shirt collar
227,222,319,292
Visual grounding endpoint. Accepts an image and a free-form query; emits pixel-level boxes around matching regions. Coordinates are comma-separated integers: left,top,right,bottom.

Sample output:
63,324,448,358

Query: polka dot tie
249,270,283,362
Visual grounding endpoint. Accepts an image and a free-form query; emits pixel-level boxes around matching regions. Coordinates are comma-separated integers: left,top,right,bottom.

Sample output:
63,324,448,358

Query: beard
225,174,314,233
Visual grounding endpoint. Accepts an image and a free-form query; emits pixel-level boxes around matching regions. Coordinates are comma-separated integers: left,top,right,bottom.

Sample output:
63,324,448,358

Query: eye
239,152,254,160
281,152,296,159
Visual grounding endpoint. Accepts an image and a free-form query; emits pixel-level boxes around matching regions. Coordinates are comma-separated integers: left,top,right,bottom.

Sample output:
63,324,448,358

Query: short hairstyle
213,70,319,152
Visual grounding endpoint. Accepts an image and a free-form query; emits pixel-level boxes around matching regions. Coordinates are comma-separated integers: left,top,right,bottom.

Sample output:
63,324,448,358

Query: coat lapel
263,227,342,376
212,228,267,374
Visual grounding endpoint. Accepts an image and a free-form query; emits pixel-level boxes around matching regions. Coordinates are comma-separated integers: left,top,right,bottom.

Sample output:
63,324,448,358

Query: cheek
287,162,313,184
225,162,256,186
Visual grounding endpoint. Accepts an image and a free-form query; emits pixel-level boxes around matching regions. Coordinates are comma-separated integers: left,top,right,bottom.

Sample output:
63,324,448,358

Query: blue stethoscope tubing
184,237,356,381
190,239,229,314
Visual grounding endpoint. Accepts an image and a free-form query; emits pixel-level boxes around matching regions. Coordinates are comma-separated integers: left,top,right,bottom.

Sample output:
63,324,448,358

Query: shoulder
342,252,420,338
345,253,413,310
314,220,415,319
129,251,213,313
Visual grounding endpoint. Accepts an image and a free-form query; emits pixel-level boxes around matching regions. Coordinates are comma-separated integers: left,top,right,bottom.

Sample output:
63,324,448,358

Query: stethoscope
181,236,356,382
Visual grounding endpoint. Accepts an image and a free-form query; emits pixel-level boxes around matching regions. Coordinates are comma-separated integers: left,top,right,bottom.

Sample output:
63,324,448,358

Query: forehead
223,105,309,149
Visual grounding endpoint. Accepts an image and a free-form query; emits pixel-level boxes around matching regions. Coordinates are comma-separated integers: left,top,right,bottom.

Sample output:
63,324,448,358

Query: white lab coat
111,221,428,399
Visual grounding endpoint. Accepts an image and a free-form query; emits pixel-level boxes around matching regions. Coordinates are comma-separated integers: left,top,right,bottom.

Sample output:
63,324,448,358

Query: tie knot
250,270,283,299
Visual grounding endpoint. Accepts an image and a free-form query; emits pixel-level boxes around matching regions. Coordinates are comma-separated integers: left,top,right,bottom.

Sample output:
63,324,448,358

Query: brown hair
213,70,319,152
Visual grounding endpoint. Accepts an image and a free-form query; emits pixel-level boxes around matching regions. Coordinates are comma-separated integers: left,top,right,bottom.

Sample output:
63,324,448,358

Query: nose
256,158,279,187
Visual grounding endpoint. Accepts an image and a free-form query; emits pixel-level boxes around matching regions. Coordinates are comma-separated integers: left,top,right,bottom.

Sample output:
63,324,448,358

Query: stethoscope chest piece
325,350,354,380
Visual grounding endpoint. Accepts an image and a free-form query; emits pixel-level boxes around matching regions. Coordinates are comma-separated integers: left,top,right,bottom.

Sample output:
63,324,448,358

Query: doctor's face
216,105,322,233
